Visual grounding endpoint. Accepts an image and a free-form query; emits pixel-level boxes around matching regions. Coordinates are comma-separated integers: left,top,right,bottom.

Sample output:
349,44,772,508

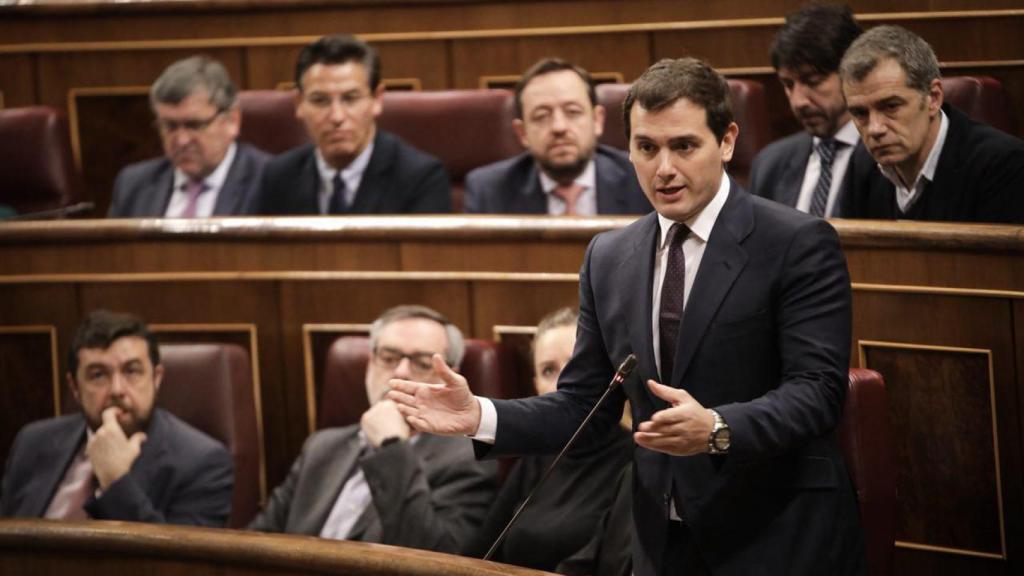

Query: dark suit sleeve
747,150,767,198
247,447,305,532
360,438,495,553
973,140,1024,223
87,443,233,527
717,217,851,458
463,169,485,213
405,159,452,213
107,168,133,218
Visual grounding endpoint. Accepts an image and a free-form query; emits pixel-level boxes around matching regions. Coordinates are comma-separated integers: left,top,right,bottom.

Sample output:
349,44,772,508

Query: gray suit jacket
248,426,496,554
748,131,854,217
463,144,651,214
108,142,269,217
1,409,233,526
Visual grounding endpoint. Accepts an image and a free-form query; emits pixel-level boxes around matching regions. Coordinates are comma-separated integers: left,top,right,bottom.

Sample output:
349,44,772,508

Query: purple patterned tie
658,223,689,384
181,179,207,218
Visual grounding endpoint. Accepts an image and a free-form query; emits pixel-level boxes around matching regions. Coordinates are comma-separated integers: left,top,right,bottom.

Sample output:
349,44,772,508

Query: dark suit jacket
248,426,496,554
1,409,233,526
480,184,864,576
463,145,651,214
842,103,1024,223
253,130,452,214
748,131,857,217
108,142,269,217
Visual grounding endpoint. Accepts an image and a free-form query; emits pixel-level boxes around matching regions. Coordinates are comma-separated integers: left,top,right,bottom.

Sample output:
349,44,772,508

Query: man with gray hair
249,305,496,553
840,25,1024,222
108,55,269,217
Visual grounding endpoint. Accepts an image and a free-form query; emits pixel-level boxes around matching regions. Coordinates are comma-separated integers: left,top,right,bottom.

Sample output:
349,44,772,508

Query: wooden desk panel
0,217,1021,575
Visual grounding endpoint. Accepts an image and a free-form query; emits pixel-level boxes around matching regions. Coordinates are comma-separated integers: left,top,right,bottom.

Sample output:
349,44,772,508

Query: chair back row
2,76,1014,215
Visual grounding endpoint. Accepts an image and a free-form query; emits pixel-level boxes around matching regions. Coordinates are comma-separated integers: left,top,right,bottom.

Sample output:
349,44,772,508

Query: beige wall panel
245,46,305,90
652,27,778,69
450,33,649,89
470,280,579,337
401,240,590,272
845,248,1024,290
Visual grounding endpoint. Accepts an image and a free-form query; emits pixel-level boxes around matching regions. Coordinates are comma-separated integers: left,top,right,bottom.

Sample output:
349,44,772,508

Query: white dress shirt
315,140,375,214
794,120,859,218
538,159,598,216
165,143,237,218
879,109,949,214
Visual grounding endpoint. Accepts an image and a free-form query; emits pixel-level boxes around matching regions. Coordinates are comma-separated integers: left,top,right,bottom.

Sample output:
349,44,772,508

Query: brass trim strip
301,323,372,436
852,282,1024,299
0,325,61,416
1,10,1021,54
0,271,582,283
492,324,535,342
859,340,1006,560
150,323,267,503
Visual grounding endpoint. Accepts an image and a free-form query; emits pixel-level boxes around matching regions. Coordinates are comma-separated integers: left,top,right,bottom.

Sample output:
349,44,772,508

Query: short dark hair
295,34,381,92
623,58,734,143
770,3,863,75
67,310,160,377
514,58,597,119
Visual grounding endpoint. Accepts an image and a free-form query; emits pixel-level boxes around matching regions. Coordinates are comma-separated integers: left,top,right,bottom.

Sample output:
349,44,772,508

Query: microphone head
616,354,638,378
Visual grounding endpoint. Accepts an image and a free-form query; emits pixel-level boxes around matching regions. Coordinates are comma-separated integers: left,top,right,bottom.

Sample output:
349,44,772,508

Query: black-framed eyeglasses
372,346,443,379
154,109,224,135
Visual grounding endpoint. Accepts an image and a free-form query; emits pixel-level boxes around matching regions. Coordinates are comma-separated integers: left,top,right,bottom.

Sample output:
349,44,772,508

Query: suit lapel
594,152,627,214
621,214,660,393
146,164,175,216
212,145,245,215
512,163,548,214
296,429,365,535
671,184,753,387
778,135,812,208
125,409,169,503
27,418,86,516
349,132,390,214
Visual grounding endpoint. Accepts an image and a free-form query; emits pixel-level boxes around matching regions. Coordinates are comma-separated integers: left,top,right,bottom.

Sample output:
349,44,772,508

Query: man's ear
927,78,944,116
67,372,80,406
152,364,164,394
593,104,606,138
513,118,529,149
719,122,740,163
371,83,385,119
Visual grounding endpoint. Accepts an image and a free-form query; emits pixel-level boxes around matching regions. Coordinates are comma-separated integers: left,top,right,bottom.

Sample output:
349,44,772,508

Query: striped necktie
809,138,838,217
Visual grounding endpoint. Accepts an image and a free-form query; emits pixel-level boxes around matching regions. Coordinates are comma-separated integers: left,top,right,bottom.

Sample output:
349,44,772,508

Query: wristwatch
707,409,731,454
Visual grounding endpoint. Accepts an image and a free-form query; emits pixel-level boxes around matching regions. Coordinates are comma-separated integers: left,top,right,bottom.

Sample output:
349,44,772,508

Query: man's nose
655,150,676,179
109,372,126,395
328,99,348,123
550,109,569,132
392,356,413,379
866,110,887,137
789,83,812,109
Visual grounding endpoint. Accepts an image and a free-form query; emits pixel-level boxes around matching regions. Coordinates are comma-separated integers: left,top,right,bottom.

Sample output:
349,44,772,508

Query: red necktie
553,183,584,215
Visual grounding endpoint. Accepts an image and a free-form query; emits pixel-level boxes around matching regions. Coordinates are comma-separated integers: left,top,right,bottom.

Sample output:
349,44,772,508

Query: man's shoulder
115,156,172,186
376,130,445,171
264,144,315,177
465,152,532,185
302,424,361,453
753,131,809,167
947,104,1024,162
154,409,230,459
235,142,272,166
14,413,82,443
595,144,631,166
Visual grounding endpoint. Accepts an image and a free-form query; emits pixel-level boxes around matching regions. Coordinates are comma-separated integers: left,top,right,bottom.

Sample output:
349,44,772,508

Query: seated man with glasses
252,34,452,215
108,55,269,218
248,305,496,553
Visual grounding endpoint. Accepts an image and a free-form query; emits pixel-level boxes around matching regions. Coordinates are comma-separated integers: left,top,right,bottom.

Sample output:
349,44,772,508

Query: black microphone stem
483,353,637,562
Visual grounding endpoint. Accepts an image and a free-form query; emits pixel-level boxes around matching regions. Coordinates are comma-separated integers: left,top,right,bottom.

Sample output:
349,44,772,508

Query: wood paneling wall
0,217,1022,574
0,2,1021,214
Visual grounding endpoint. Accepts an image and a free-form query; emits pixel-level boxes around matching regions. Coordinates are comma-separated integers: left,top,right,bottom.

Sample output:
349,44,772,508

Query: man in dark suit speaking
108,56,269,218
253,35,451,215
389,58,865,575
1,310,233,526
464,58,651,216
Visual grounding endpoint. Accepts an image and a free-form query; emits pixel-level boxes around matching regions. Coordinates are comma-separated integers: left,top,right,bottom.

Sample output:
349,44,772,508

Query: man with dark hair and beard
464,58,651,215
1,310,233,526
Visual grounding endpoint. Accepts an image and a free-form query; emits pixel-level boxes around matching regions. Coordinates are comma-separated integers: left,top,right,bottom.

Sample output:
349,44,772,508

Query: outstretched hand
386,354,483,436
634,379,714,456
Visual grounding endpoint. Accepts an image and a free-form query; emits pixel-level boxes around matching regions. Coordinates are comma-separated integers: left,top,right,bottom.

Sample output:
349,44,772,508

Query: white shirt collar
815,119,860,149
657,171,730,249
172,142,237,193
879,109,948,193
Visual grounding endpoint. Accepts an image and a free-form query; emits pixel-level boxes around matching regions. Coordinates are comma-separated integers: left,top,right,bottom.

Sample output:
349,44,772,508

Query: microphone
483,353,638,561
2,201,95,221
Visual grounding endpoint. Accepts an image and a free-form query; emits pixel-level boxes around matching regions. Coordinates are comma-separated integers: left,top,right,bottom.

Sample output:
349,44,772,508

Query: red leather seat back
158,344,262,529
841,368,897,576
940,76,1016,135
595,80,770,187
0,106,81,215
378,90,521,209
319,336,519,430
236,90,311,154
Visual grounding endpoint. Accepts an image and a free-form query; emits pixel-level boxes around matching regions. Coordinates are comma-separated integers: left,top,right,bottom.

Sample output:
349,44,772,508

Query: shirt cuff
470,396,497,444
